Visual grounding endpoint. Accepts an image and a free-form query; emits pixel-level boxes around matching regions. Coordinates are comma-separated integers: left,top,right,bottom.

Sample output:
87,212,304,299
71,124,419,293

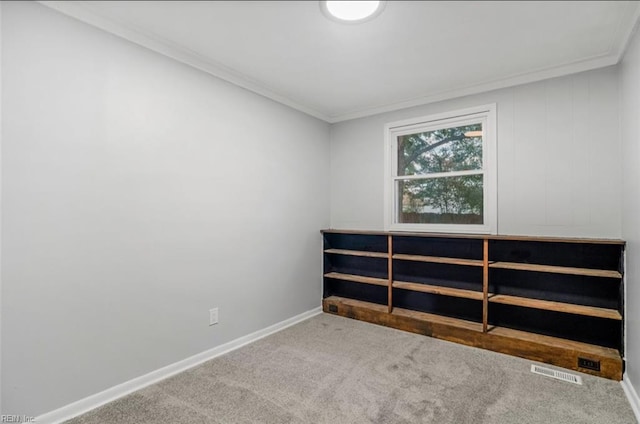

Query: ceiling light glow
321,1,385,23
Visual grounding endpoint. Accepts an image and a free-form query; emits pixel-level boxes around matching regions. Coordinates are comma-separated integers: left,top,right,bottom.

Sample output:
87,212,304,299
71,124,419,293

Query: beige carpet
65,313,636,424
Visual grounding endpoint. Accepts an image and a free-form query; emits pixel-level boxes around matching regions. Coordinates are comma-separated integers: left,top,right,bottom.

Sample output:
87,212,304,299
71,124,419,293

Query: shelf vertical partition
388,234,393,313
482,238,489,333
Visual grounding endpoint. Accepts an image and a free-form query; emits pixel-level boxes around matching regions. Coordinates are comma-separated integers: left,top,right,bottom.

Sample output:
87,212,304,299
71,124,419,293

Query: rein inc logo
1,416,35,423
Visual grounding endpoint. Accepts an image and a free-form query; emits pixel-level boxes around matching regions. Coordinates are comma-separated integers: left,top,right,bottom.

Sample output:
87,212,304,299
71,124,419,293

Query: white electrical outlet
209,308,219,326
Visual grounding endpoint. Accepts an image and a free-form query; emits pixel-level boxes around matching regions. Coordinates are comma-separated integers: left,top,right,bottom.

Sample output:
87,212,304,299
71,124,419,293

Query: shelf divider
483,238,489,333
388,235,393,313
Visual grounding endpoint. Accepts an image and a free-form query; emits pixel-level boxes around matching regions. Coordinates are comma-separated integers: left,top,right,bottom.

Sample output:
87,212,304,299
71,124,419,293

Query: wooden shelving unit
322,230,625,380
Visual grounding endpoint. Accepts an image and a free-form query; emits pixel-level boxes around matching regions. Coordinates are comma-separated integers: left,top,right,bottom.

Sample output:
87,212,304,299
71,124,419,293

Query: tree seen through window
397,123,483,224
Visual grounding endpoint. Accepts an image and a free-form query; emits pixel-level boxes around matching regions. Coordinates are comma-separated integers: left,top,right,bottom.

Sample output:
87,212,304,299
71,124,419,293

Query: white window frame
384,104,497,234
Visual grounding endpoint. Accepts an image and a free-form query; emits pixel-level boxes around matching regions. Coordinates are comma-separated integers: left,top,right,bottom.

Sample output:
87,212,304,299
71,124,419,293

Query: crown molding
329,0,640,122
38,1,640,125
37,1,332,123
614,1,640,64
327,52,619,123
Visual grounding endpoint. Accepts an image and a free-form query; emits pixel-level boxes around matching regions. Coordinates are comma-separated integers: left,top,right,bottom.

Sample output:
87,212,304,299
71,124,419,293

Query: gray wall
621,23,640,394
330,67,621,238
1,2,329,415
1,0,635,418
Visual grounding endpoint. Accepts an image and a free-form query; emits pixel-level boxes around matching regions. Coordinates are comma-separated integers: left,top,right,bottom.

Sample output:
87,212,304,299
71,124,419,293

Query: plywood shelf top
324,272,388,287
489,261,621,278
393,253,484,267
393,280,484,301
321,229,625,245
489,294,622,320
324,248,388,259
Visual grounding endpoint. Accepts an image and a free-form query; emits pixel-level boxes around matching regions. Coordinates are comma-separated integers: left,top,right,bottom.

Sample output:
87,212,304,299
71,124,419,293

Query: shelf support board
388,235,393,314
483,238,489,333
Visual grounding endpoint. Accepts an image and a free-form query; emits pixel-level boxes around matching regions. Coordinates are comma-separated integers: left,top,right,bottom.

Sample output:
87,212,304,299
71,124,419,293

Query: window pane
398,123,482,176
398,175,483,224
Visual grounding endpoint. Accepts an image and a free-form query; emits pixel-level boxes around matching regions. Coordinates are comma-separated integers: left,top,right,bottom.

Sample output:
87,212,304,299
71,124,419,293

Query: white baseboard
621,373,640,422
36,307,323,424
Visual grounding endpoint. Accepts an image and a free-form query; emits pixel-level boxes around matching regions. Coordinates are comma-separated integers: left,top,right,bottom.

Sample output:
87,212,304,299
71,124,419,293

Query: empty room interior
4,0,640,423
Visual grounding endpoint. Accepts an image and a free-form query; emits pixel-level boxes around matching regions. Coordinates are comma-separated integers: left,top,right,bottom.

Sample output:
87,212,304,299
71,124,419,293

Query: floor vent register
530,364,583,385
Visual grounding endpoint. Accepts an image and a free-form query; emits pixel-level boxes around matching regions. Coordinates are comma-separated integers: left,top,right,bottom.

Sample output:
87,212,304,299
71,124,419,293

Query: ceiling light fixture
321,1,385,23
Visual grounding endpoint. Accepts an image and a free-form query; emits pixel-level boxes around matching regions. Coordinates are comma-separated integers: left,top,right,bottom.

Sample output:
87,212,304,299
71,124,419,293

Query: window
384,104,496,233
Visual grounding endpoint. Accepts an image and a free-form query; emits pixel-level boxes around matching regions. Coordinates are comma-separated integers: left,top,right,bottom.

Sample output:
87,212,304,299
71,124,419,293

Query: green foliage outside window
398,123,484,224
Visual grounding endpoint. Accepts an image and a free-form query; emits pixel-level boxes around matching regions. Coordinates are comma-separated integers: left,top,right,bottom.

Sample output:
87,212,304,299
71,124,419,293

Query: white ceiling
41,1,640,123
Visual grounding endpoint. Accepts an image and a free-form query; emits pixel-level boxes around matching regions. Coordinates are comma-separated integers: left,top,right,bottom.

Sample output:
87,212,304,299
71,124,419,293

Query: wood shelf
324,272,388,287
393,253,484,267
324,248,388,258
489,261,621,279
326,296,389,313
323,296,483,332
322,229,625,245
393,280,485,301
392,306,484,332
488,294,622,320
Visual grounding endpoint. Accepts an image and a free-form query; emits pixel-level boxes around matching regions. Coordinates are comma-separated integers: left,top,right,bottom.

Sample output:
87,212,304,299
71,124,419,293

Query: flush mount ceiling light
321,1,386,23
